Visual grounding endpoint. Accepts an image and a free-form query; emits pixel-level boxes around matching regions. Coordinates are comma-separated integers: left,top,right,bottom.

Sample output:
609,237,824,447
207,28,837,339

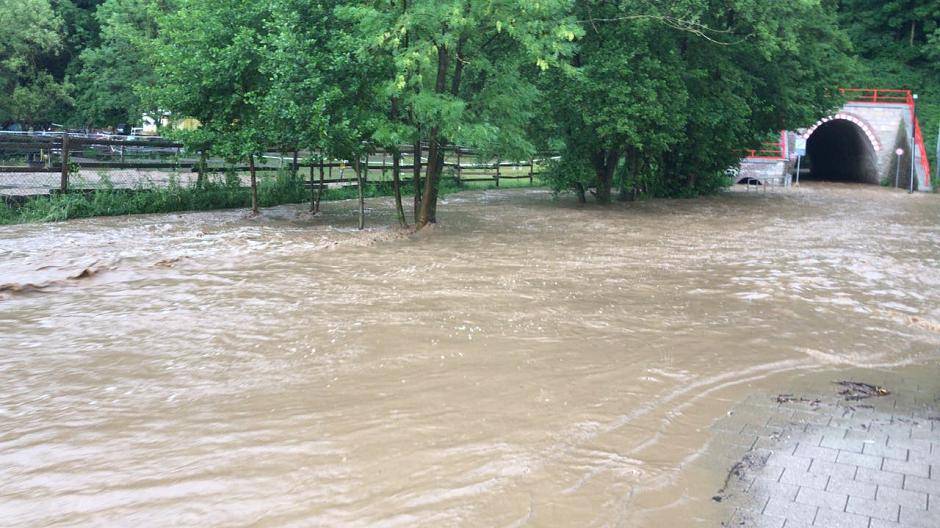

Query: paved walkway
714,375,940,527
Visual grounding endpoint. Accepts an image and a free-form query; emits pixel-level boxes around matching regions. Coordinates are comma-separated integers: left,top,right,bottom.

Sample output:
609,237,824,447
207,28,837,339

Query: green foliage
0,0,69,124
72,0,167,126
539,0,851,202
839,0,940,169
151,0,272,159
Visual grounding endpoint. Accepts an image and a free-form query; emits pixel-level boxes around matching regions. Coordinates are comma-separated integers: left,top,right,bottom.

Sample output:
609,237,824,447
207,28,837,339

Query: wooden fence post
456,148,461,185
495,159,500,187
60,132,70,193
529,158,534,184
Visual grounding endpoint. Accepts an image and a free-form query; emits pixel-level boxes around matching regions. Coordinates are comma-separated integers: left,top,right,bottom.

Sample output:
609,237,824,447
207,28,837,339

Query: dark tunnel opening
805,120,878,184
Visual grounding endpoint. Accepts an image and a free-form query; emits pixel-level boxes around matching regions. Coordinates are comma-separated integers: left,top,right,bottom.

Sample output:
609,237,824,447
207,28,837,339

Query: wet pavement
712,369,940,528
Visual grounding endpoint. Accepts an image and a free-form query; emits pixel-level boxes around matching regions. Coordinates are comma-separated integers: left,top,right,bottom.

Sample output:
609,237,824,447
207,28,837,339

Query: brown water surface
1,183,939,527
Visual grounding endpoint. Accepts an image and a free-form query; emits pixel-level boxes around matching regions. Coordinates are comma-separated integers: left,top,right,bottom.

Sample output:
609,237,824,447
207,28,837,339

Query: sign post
895,148,904,188
910,94,918,193
794,137,807,187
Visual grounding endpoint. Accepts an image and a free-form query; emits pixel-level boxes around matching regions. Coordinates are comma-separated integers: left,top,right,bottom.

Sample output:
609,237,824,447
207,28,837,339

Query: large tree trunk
418,132,445,227
316,157,324,213
413,136,422,223
389,97,408,228
197,150,207,187
574,182,587,203
248,154,259,215
310,156,323,214
417,38,463,229
618,147,639,201
392,149,408,227
592,148,620,205
416,44,449,228
355,156,365,230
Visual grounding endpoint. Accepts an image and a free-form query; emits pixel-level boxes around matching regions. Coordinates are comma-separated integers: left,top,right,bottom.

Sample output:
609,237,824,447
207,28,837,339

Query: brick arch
802,112,881,152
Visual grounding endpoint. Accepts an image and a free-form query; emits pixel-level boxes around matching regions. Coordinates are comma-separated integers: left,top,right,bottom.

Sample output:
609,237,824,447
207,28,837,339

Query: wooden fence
0,133,550,197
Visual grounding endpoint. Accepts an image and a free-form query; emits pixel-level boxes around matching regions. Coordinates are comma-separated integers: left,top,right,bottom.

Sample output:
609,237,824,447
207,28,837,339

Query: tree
0,0,68,125
261,0,385,227
542,0,851,202
838,0,940,170
339,0,579,228
151,0,273,214
72,0,169,127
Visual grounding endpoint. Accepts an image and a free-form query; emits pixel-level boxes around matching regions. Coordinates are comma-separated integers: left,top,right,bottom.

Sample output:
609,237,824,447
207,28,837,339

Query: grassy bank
0,172,544,225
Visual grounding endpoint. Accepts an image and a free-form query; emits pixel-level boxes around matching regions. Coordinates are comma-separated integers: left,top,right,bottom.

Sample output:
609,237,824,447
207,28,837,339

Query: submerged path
1,184,938,527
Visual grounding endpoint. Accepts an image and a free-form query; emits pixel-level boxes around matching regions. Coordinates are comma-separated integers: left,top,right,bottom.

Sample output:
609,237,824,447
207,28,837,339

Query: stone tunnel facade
796,102,928,190
738,101,930,191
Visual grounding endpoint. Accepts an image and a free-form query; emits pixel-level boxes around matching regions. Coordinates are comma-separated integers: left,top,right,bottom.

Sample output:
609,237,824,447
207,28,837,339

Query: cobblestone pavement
714,373,940,528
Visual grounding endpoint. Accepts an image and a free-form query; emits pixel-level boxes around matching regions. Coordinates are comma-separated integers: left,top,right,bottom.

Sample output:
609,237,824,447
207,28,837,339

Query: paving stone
749,476,800,502
794,443,839,463
730,507,786,528
899,504,940,528
846,495,900,522
808,459,858,481
820,434,864,454
908,448,940,466
863,441,909,461
780,468,830,490
827,475,876,500
768,416,799,429
804,424,850,442
868,520,902,528
836,450,883,470
795,486,848,511
792,411,831,426
876,485,928,510
904,474,940,496
910,428,940,442
882,457,930,478
767,452,812,473
855,466,904,488
811,507,869,528
764,496,818,525
829,417,861,430
781,520,813,528
887,436,932,454
870,423,914,438
846,429,889,445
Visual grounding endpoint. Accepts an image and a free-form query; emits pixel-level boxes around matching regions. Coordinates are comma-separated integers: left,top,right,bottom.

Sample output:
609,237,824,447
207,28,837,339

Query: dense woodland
1,0,938,226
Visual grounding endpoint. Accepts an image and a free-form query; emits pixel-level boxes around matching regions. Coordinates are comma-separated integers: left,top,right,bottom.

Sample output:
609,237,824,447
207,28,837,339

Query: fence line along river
1,183,939,527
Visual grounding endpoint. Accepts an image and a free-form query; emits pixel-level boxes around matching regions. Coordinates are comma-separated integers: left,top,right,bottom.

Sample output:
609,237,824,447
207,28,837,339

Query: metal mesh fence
1,132,549,203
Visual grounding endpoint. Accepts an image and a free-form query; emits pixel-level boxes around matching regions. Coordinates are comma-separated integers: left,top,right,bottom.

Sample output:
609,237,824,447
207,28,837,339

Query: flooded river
1,183,939,527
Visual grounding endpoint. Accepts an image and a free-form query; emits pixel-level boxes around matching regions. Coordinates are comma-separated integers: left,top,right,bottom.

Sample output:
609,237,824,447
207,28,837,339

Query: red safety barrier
744,131,787,160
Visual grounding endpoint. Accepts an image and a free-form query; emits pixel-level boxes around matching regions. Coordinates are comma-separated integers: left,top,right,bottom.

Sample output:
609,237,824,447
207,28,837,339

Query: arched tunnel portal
804,119,880,184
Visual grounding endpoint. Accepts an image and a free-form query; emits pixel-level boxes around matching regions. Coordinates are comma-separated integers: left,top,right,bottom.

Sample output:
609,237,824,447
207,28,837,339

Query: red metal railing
745,130,787,160
840,88,931,186
838,88,911,104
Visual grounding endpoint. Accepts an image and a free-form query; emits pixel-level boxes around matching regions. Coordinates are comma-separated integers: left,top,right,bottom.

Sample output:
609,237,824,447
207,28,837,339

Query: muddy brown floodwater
1,183,939,527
